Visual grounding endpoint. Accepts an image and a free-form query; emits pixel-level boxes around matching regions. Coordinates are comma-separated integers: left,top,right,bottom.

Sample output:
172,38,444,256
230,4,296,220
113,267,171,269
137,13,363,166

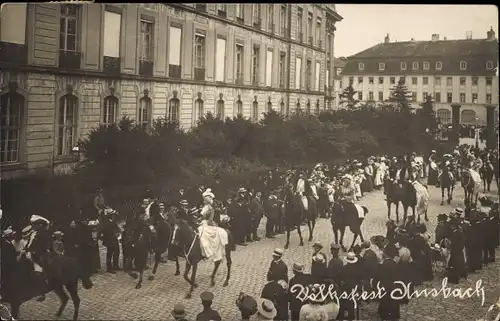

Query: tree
339,79,359,110
387,77,412,112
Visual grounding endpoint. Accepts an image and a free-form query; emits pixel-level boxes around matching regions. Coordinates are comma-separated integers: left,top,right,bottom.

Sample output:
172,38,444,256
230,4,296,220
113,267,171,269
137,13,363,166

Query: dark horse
1,240,93,320
330,201,368,251
282,185,317,249
438,165,455,206
479,161,494,193
171,220,233,299
385,180,428,223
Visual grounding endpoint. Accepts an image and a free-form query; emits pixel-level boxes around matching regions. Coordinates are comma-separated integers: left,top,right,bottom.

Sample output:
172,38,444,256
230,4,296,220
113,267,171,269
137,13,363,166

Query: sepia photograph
0,3,498,321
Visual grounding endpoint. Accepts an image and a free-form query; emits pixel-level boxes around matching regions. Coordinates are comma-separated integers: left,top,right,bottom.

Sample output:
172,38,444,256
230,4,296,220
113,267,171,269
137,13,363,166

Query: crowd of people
1,144,499,320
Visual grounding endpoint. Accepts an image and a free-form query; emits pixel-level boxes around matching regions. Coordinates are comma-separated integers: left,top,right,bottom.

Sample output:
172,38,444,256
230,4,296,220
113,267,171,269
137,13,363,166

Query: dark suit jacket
267,259,289,283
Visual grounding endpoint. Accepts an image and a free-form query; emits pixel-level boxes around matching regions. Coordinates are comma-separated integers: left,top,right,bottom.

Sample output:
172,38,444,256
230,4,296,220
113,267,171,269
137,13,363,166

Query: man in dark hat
171,303,188,321
236,292,258,320
288,263,310,321
100,210,121,274
310,241,327,283
249,191,264,242
447,217,466,284
377,244,401,321
326,243,344,286
196,291,221,321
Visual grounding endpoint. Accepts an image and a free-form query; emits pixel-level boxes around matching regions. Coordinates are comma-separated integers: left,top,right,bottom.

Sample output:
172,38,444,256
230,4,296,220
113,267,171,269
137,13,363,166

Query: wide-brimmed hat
179,200,189,206
312,253,326,263
453,207,464,217
344,252,358,264
171,304,186,319
292,263,304,273
21,225,32,235
53,231,64,237
30,215,50,225
312,241,323,249
1,227,14,237
257,298,277,319
272,248,284,258
238,187,247,193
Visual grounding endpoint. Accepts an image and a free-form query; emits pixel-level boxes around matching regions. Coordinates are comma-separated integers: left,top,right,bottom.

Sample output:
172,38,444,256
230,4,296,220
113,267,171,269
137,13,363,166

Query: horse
438,165,455,206
461,168,479,206
330,201,368,252
385,179,427,223
171,219,233,299
479,160,495,193
0,239,93,320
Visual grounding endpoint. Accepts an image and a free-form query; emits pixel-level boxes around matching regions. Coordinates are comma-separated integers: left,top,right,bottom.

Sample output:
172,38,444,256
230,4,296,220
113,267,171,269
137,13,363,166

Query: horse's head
170,220,194,247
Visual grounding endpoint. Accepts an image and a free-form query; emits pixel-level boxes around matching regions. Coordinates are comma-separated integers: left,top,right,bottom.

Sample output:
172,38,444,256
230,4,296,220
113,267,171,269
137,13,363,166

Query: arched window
436,108,451,125
195,98,204,120
296,101,301,113
236,100,243,116
267,101,272,113
461,109,476,124
102,96,118,126
138,97,152,128
280,101,285,115
252,101,259,121
168,98,180,122
58,94,78,156
306,100,311,114
216,99,224,119
1,91,24,163
315,100,320,114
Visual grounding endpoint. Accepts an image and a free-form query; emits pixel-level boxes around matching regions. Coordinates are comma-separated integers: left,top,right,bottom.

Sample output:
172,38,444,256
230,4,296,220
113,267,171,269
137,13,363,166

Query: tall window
168,98,180,122
315,62,320,91
297,8,303,38
315,100,320,114
436,61,442,70
266,49,273,87
412,62,419,70
369,91,374,101
60,4,79,52
252,101,258,121
1,92,23,164
296,101,301,113
195,98,204,120
326,61,330,88
326,33,331,54
138,97,151,128
103,11,121,59
140,20,153,62
378,92,383,101
215,37,226,82
268,5,274,31
236,100,243,116
295,57,302,89
306,100,311,114
280,5,287,35
315,18,321,46
306,59,312,89
267,101,272,113
423,62,430,70
216,99,224,119
194,33,205,69
423,77,428,85
472,93,478,104
435,77,441,86
58,95,78,156
486,61,493,70
235,44,244,83
460,61,467,70
459,77,466,85
437,109,451,125
472,76,478,85
400,62,406,71
307,12,313,41
280,101,285,115
446,92,452,103
279,52,286,88
252,46,260,85
102,96,118,126
253,4,261,24
435,92,441,102
446,77,452,86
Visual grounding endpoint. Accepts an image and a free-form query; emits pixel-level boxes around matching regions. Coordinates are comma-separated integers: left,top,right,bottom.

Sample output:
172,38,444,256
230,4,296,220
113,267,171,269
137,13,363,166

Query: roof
350,39,498,59
334,58,346,68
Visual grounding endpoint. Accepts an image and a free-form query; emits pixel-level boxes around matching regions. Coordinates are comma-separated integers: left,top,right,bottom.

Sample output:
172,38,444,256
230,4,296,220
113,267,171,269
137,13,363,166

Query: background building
0,3,342,177
332,57,346,108
340,30,498,124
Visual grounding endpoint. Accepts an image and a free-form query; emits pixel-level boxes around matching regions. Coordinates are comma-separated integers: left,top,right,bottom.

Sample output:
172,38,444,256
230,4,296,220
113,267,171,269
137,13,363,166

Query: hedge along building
0,4,342,178
340,30,499,130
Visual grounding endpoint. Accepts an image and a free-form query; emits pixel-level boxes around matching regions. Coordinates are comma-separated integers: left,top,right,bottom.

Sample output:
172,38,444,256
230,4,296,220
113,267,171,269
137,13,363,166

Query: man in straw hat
267,248,288,283
288,263,310,320
100,208,121,274
337,252,360,320
196,291,221,321
256,298,277,320
310,241,327,283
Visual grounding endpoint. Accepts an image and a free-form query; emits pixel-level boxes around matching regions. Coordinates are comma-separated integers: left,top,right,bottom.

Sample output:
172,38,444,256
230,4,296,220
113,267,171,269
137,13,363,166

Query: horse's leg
348,232,358,252
66,280,81,321
223,245,232,287
186,263,198,299
9,302,20,320
210,260,221,287
53,285,69,318
387,201,391,220
297,225,304,246
307,215,314,242
395,202,400,223
135,268,143,289
424,209,429,222
402,205,408,224
339,227,347,252
441,187,445,206
149,251,160,280
183,260,192,285
284,227,291,249
331,222,339,244
175,256,180,275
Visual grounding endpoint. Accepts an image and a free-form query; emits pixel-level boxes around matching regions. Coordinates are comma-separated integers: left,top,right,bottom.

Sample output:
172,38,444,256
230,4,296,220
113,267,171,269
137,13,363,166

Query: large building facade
341,31,498,125
0,3,342,177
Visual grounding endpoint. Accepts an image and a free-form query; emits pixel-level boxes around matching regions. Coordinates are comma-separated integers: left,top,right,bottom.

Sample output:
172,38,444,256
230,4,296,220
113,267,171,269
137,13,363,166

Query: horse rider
337,175,357,207
93,188,109,223
200,190,216,227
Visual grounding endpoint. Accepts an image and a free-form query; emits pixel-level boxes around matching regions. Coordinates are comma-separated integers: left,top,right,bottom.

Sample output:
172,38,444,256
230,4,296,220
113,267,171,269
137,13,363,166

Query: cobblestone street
16,184,500,320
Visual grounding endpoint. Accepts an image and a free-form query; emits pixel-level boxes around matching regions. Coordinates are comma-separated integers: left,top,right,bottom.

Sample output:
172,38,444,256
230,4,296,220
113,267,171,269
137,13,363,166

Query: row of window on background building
357,91,491,104
436,109,479,125
357,60,495,71
347,76,494,87
1,91,328,163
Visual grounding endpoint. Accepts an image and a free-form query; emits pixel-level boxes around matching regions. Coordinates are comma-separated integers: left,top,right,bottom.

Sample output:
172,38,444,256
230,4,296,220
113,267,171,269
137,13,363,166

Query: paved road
16,182,500,320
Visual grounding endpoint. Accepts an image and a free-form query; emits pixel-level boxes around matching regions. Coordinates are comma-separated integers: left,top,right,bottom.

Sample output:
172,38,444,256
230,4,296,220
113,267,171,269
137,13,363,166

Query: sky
334,4,498,58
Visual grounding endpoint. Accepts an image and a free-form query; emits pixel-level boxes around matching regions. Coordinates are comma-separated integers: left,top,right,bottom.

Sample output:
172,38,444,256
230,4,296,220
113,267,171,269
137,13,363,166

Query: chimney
384,33,390,43
431,34,440,41
487,26,496,40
